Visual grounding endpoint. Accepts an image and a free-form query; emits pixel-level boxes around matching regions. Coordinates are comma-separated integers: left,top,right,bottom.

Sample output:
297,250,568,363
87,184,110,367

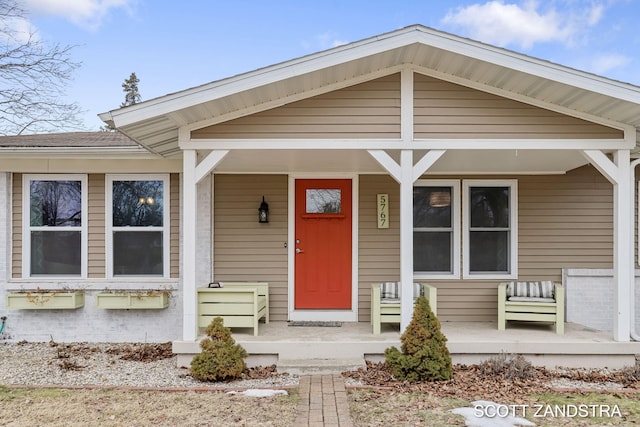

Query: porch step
277,358,366,375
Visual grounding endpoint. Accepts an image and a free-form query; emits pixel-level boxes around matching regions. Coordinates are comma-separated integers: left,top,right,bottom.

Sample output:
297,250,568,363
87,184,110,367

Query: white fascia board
181,138,631,151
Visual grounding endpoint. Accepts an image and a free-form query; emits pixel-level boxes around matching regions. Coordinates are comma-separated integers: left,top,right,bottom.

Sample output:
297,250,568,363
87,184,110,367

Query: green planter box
6,291,85,310
95,292,169,309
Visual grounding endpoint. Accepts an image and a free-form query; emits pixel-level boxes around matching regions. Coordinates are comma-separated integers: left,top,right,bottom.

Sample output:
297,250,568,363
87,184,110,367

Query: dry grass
348,389,640,426
0,386,298,427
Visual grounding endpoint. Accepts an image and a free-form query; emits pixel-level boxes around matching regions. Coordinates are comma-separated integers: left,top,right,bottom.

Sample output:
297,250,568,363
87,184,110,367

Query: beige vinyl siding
213,175,288,321
414,73,623,139
357,166,613,322
358,175,400,322
170,173,180,278
88,174,105,277
12,173,21,278
518,166,613,276
193,74,401,139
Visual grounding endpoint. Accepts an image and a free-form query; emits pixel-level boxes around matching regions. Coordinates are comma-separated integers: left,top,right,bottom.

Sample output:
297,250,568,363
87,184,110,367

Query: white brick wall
564,268,640,334
1,284,183,343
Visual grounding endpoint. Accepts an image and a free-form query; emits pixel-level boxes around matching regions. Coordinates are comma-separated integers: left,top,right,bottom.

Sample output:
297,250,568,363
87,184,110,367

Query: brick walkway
294,374,354,427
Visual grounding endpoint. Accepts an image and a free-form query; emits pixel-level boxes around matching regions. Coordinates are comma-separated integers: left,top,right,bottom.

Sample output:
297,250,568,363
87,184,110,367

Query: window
463,180,517,279
413,180,460,278
413,179,517,279
306,189,341,213
106,175,169,277
23,175,87,277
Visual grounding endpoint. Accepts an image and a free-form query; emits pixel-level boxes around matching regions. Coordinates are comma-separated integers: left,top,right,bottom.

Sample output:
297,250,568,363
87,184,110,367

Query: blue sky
17,0,640,131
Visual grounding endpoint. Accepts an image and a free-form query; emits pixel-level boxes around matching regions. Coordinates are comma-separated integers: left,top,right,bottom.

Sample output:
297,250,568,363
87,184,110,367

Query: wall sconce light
258,196,269,223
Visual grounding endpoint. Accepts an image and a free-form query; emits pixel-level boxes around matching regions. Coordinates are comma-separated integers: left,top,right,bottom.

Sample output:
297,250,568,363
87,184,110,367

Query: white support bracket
368,150,401,182
413,150,446,181
195,150,229,184
582,150,620,184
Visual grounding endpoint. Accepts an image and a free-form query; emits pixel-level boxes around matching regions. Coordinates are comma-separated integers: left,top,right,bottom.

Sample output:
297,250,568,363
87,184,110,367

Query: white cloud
22,0,136,31
441,1,606,50
590,53,631,74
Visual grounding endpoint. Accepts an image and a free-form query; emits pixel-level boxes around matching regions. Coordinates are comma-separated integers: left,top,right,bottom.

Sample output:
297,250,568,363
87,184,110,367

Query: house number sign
377,194,389,229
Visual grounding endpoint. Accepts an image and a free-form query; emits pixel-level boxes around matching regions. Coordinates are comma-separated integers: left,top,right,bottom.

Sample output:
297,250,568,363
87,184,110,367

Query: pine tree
384,296,453,382
101,72,142,131
121,72,141,107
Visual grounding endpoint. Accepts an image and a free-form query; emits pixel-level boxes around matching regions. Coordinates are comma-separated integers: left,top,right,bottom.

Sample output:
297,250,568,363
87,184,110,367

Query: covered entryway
99,25,640,348
294,178,352,309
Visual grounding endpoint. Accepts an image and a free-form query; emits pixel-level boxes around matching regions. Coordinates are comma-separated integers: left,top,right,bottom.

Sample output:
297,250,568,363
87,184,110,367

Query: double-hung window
413,179,517,279
413,180,460,278
23,174,87,277
106,175,169,278
463,180,517,278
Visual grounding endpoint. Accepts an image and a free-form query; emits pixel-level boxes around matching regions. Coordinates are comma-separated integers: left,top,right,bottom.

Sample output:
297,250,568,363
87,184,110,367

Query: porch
173,320,640,372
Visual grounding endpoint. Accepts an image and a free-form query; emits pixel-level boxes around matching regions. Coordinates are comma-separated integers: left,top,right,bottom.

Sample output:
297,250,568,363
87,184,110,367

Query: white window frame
413,179,460,279
106,174,170,279
462,179,518,280
22,174,88,279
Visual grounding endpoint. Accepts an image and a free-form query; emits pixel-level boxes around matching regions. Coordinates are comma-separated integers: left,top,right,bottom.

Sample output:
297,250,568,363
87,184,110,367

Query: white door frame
287,173,359,322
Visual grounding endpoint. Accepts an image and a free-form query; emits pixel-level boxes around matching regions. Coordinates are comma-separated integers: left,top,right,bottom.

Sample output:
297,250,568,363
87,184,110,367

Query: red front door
295,179,352,309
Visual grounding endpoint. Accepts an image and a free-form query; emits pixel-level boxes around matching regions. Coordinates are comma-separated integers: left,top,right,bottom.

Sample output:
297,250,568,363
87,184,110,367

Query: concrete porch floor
173,321,640,370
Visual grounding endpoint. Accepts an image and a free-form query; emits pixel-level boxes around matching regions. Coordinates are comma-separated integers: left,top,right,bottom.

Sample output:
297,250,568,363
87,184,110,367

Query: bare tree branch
0,0,83,135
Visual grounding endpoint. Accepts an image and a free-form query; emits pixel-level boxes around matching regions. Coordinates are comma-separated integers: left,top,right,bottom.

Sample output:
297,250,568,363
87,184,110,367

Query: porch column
369,148,447,330
399,150,414,329
613,150,631,341
583,149,631,341
182,149,198,341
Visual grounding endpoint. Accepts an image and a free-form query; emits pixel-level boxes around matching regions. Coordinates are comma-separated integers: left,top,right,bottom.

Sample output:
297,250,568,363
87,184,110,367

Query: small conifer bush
190,317,248,382
384,295,453,382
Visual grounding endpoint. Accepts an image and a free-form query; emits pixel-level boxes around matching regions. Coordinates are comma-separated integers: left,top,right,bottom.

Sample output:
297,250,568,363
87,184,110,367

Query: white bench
371,282,437,335
498,281,564,334
197,282,269,336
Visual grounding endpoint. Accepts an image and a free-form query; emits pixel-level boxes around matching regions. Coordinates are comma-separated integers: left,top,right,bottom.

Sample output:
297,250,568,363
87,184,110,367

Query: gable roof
99,24,640,157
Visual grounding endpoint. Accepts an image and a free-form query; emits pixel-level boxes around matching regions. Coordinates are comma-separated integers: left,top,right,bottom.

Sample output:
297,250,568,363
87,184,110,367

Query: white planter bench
371,282,437,335
498,281,564,334
197,282,269,336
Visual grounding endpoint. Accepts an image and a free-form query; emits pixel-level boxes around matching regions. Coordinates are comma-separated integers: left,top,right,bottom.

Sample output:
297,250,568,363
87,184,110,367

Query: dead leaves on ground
343,361,639,403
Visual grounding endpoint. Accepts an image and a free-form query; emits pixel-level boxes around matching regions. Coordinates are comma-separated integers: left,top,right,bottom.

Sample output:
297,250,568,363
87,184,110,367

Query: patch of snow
226,389,288,397
452,400,535,427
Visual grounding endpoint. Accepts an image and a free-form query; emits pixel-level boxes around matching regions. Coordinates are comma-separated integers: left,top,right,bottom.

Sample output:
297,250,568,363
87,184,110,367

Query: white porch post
182,149,198,341
399,150,414,329
583,149,631,341
614,150,631,341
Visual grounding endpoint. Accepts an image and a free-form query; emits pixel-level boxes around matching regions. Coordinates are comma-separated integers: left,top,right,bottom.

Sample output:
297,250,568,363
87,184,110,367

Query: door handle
295,248,304,254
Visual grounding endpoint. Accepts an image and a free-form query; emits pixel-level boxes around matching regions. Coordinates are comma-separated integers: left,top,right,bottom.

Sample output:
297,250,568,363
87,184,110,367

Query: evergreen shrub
190,317,248,382
384,295,453,382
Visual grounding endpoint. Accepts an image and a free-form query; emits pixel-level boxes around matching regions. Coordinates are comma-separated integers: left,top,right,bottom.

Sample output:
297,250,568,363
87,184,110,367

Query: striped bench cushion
506,281,555,299
380,282,424,303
